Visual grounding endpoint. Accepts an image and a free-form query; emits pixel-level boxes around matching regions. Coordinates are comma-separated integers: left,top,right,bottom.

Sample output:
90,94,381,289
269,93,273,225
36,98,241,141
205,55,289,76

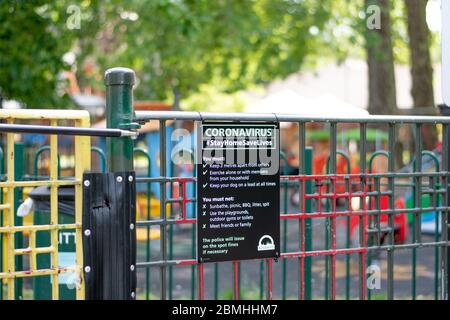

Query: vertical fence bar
259,259,264,299
326,151,351,299
387,123,395,300
214,263,219,300
298,122,305,300
198,263,204,300
266,259,273,300
416,151,441,300
344,174,351,300
367,150,389,300
13,142,23,299
412,123,422,300
331,177,337,300
6,131,15,299
431,174,439,300
367,175,374,301
281,152,288,300
238,262,241,299
233,260,239,300
147,164,152,300
345,173,352,300
29,231,37,272
443,123,449,300
74,114,91,300
304,147,313,300
168,159,174,300
300,179,306,300
328,122,337,299
168,181,173,300
359,123,367,300
50,120,59,300
374,177,381,247
160,120,167,300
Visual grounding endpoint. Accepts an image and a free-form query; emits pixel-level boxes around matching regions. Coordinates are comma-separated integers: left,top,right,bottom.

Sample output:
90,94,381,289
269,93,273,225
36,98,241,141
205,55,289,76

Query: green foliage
182,84,245,112
89,0,333,102
0,0,99,108
0,0,441,108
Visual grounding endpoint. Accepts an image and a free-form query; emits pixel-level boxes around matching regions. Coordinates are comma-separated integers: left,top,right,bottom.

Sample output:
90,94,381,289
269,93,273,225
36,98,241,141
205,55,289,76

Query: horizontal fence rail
135,110,450,124
0,123,137,138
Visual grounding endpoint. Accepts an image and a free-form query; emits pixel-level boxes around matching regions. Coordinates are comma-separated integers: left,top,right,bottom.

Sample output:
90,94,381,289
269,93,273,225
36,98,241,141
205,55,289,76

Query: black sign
197,122,280,263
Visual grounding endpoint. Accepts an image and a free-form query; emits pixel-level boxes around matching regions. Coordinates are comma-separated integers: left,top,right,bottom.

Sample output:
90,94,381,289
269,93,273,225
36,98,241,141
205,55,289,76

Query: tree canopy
91,0,333,102
0,0,441,111
0,0,100,107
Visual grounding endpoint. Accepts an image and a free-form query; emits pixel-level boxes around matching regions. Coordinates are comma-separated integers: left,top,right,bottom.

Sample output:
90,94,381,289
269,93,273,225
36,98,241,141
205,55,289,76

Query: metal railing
133,110,450,300
2,67,449,300
0,109,91,300
0,108,137,300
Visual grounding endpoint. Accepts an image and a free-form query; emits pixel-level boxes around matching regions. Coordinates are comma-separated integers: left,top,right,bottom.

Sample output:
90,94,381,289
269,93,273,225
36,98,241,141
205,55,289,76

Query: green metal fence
130,110,450,300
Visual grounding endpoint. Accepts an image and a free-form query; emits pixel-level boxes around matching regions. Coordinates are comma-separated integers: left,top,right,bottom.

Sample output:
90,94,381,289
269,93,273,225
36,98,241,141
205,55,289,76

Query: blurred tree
364,0,398,115
404,0,438,150
89,0,333,103
2,0,438,120
405,0,434,108
0,1,100,108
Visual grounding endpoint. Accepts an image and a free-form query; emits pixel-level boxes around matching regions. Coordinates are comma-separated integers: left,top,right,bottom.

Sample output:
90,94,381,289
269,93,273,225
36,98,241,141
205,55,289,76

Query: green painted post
214,263,219,300
105,67,136,172
14,143,24,299
168,159,175,300
104,68,137,300
304,147,312,300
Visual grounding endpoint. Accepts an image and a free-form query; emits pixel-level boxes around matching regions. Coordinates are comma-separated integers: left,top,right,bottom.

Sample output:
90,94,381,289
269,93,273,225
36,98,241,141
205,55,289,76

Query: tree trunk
365,0,398,115
404,0,438,151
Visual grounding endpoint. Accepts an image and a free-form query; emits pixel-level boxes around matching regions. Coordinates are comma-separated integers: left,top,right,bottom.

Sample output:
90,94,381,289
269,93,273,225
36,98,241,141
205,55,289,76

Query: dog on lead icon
257,235,275,251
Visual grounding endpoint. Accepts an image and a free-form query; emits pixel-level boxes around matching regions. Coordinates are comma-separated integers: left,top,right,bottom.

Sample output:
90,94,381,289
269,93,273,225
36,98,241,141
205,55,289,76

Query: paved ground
136,189,442,300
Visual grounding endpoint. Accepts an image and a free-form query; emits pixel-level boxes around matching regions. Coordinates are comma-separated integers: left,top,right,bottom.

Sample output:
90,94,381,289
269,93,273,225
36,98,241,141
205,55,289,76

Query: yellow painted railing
0,109,91,300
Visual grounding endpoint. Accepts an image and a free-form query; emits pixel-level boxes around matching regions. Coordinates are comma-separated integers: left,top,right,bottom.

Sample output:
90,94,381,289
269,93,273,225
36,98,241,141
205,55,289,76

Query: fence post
81,68,137,300
105,67,136,172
